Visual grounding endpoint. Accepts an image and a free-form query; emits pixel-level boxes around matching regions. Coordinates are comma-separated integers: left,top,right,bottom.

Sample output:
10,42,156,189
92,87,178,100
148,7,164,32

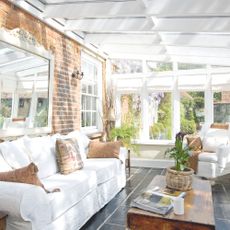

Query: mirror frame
0,28,54,137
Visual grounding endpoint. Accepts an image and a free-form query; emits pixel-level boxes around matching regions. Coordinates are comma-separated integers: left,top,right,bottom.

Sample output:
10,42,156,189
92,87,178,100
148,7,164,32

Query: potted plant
165,132,194,191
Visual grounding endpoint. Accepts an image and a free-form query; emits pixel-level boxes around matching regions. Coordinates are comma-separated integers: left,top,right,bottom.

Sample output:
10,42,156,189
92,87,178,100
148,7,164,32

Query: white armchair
195,123,230,178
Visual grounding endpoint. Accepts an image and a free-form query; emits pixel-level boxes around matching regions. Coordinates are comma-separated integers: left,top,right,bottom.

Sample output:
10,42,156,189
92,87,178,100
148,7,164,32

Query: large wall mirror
0,28,54,137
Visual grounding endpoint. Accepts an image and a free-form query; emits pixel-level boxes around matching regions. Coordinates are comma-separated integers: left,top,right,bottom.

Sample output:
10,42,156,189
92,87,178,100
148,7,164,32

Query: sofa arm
0,182,51,228
216,145,230,170
119,147,128,163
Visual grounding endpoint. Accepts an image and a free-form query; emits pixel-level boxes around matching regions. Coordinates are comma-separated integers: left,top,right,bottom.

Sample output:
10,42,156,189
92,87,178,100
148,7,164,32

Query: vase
165,167,194,191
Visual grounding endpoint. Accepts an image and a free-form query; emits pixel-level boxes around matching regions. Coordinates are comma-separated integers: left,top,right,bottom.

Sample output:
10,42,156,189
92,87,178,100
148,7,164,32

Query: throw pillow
210,123,229,130
0,162,44,189
186,136,202,151
87,141,121,161
56,138,84,174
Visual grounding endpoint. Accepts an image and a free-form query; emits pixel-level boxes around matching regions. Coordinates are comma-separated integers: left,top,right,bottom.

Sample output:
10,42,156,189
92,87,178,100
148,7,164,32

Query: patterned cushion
87,141,121,161
186,136,202,151
56,138,84,174
0,162,44,188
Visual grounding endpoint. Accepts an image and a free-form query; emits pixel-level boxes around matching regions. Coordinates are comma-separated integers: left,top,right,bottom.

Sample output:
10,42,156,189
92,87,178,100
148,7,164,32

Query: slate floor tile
81,167,230,230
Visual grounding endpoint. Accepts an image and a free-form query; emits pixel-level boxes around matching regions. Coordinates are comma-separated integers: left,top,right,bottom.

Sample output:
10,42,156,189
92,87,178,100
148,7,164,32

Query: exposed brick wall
0,0,106,134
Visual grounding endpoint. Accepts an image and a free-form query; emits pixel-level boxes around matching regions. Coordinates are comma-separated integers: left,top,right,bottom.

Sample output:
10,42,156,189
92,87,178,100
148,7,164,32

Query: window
81,54,102,131
0,92,13,128
213,91,230,123
149,92,172,140
120,94,141,139
17,92,32,118
180,91,204,133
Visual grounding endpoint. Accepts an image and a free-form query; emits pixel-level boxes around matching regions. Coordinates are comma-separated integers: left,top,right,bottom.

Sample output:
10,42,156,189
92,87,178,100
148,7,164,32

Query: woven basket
166,167,194,191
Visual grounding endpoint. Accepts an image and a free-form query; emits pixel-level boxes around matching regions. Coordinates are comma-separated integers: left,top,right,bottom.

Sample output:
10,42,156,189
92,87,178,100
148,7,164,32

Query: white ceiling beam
136,0,149,8
109,54,170,62
84,33,160,45
167,46,230,58
44,0,230,19
160,33,230,49
171,55,230,67
154,18,230,33
65,18,153,32
101,44,165,55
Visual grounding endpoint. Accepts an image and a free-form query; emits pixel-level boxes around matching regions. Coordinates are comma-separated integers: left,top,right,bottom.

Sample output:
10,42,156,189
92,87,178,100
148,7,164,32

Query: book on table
130,186,186,215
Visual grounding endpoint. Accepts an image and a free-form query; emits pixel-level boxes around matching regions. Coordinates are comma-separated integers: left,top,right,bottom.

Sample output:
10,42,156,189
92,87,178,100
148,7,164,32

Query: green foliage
165,132,190,171
34,107,48,127
213,92,221,102
109,111,139,154
149,93,172,140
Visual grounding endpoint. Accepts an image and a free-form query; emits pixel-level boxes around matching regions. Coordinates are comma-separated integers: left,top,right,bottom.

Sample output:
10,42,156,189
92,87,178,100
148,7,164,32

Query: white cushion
23,135,59,179
66,131,90,160
203,136,229,152
0,137,31,169
41,170,97,221
198,152,218,163
84,158,122,185
0,153,12,172
205,128,229,138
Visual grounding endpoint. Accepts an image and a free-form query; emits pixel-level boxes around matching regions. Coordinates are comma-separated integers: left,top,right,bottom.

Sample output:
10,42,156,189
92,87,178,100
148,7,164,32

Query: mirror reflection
0,41,49,130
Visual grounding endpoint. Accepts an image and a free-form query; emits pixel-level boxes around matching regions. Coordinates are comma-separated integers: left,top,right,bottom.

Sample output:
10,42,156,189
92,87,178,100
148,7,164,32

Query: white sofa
0,131,126,230
195,123,230,178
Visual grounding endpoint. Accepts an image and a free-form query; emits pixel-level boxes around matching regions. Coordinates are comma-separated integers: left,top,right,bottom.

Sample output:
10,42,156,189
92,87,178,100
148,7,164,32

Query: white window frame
81,52,103,134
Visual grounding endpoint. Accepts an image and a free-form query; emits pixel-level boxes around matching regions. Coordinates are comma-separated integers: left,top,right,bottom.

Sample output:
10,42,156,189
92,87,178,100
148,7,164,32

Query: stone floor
81,167,230,230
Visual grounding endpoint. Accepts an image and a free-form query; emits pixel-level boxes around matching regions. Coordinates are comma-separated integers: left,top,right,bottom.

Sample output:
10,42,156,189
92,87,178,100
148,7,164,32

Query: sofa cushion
24,135,59,179
0,162,45,189
198,152,218,163
87,141,121,161
41,170,97,221
84,158,122,185
0,137,31,169
56,138,84,174
0,154,12,172
67,131,90,160
202,136,229,152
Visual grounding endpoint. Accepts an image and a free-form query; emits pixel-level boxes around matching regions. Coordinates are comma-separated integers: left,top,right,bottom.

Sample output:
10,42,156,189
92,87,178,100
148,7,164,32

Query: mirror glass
0,40,49,131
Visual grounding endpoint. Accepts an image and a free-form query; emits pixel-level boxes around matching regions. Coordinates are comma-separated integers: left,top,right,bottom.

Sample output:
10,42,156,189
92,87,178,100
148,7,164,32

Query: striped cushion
56,138,83,174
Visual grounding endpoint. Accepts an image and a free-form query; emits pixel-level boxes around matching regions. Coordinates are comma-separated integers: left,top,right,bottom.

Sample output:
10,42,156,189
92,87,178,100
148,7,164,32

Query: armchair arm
216,144,230,170
0,182,51,228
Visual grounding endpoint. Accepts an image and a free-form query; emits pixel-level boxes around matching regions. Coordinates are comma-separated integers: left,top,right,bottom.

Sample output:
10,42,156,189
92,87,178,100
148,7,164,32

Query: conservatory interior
1,0,230,229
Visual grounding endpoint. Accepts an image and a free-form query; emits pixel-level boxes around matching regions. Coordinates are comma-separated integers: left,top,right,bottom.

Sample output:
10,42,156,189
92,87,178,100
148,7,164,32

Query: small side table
0,212,7,230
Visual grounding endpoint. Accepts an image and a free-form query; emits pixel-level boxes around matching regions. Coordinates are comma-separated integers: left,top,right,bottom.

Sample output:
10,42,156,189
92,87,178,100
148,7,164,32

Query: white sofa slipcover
195,123,230,178
0,131,126,230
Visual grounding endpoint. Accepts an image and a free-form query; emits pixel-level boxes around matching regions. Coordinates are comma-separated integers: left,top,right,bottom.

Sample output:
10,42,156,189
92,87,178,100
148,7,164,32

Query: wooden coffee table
127,175,215,230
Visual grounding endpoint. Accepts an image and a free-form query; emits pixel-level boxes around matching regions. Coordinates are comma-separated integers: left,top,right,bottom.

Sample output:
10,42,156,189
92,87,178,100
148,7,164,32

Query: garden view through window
180,91,204,133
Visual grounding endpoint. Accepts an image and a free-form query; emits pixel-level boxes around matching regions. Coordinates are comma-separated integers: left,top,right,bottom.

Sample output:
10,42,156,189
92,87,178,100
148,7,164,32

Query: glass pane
180,91,204,133
92,112,96,126
88,85,93,94
92,97,96,110
17,93,32,118
0,92,12,118
86,96,91,110
86,112,91,127
213,91,230,123
149,92,172,140
34,92,48,127
81,95,86,110
0,92,12,128
120,94,141,139
111,59,143,74
81,112,85,127
81,83,87,93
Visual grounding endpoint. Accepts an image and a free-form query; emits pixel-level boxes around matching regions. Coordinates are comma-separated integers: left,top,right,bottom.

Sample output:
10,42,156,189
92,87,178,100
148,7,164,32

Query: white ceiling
11,0,230,66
